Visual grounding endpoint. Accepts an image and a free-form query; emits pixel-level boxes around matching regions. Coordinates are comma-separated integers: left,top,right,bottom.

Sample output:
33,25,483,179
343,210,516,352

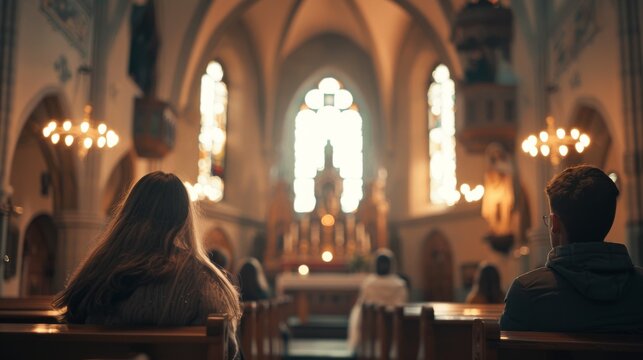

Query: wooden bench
473,319,643,360
370,302,503,360
358,303,376,360
0,296,60,324
373,305,393,360
241,302,258,359
240,297,292,360
0,315,229,359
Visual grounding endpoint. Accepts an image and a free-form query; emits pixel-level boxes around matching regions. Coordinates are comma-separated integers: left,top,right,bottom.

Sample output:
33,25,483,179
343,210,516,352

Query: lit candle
290,222,299,254
335,222,345,248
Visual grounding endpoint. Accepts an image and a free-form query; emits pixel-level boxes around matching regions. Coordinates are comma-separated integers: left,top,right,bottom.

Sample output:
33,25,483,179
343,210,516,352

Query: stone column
525,1,554,270
618,0,643,265
0,0,17,295
53,211,104,289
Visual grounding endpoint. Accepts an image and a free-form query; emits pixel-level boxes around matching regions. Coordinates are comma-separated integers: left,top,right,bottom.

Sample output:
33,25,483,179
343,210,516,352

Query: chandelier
42,104,119,153
521,116,590,166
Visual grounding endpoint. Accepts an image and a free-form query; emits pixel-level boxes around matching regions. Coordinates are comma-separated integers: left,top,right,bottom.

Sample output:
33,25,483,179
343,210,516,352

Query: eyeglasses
542,214,551,227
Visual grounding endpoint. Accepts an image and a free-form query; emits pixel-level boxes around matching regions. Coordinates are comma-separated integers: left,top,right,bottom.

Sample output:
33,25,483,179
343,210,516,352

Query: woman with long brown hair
54,171,242,356
466,262,505,304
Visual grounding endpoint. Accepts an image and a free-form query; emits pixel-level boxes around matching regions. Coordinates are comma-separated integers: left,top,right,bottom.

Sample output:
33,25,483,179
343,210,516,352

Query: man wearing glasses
500,165,643,332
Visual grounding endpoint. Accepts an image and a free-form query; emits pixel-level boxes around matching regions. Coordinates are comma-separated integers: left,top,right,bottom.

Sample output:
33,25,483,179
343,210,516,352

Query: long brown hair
54,172,241,332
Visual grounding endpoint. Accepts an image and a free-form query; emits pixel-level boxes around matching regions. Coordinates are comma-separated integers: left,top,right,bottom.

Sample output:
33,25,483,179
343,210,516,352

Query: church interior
1,0,643,358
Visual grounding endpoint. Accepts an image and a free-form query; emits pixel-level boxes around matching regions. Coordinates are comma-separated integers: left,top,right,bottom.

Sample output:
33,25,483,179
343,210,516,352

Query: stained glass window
185,61,227,202
294,77,363,213
428,64,460,206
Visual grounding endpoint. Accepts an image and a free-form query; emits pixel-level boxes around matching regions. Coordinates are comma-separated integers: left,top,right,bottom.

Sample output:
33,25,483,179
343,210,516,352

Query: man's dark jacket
500,242,643,332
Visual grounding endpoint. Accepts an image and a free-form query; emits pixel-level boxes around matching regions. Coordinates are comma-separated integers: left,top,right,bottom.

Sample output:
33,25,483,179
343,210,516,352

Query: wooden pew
409,303,504,360
473,319,643,360
358,303,376,360
389,305,420,360
0,296,60,324
0,315,229,360
255,300,270,360
241,302,258,359
373,305,394,360
240,297,292,360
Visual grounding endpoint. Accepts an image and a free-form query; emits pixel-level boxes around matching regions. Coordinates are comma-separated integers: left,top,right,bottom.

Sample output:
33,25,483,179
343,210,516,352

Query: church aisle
286,338,355,360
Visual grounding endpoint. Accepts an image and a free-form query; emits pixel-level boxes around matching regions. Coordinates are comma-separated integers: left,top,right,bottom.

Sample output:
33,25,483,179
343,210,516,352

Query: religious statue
481,143,515,252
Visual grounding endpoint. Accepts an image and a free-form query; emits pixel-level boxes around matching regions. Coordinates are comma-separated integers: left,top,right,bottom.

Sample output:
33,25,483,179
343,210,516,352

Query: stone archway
422,230,454,301
562,105,612,168
203,227,235,271
20,214,57,296
102,153,134,217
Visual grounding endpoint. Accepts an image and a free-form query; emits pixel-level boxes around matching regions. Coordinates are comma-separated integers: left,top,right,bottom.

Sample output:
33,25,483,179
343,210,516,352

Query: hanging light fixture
41,65,119,155
42,104,119,153
521,116,590,166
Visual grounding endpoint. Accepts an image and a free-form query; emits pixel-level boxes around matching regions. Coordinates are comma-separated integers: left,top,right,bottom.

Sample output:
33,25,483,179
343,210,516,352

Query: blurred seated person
466,263,505,304
501,165,643,332
348,249,409,350
53,172,242,358
208,248,230,271
238,257,271,302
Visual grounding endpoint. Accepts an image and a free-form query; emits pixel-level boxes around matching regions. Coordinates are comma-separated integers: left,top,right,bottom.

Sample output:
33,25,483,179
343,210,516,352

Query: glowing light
206,61,224,81
80,121,89,133
558,145,569,157
539,131,548,142
97,136,106,148
83,137,93,149
298,264,310,276
556,128,565,139
527,135,537,145
575,142,585,153
319,78,340,93
97,123,107,134
529,147,538,157
62,120,72,131
321,251,333,263
42,127,52,137
51,133,60,144
521,139,530,153
571,128,580,139
187,60,227,202
608,172,618,183
540,144,550,156
321,214,335,227
579,134,590,147
294,77,363,212
428,64,457,206
64,135,74,146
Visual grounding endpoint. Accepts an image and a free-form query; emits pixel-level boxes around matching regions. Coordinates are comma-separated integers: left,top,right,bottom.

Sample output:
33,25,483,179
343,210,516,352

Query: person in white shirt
347,248,409,350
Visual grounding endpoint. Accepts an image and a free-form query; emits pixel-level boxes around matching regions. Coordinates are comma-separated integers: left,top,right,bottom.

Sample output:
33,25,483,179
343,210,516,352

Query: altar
276,272,368,323
264,142,389,275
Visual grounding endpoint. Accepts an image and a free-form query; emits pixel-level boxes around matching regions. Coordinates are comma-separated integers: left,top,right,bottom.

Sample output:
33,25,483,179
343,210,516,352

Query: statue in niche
481,143,515,253
314,141,343,219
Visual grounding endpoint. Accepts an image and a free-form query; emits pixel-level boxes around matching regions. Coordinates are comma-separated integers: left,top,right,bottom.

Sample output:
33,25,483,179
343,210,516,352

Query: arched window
293,77,363,213
186,61,228,202
428,64,459,206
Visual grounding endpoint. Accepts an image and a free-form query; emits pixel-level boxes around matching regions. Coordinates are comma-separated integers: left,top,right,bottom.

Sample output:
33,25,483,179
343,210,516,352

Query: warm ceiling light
521,116,590,166
43,105,118,156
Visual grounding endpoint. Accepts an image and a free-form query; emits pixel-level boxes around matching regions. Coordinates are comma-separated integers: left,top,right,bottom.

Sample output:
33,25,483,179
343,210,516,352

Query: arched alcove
563,104,612,168
20,214,57,296
202,227,235,271
102,152,134,217
422,229,454,301
10,93,77,212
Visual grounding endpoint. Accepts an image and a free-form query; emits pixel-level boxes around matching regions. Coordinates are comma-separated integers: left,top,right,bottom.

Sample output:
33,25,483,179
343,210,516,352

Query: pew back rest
473,319,643,360
416,303,504,360
0,315,229,360
0,296,61,324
